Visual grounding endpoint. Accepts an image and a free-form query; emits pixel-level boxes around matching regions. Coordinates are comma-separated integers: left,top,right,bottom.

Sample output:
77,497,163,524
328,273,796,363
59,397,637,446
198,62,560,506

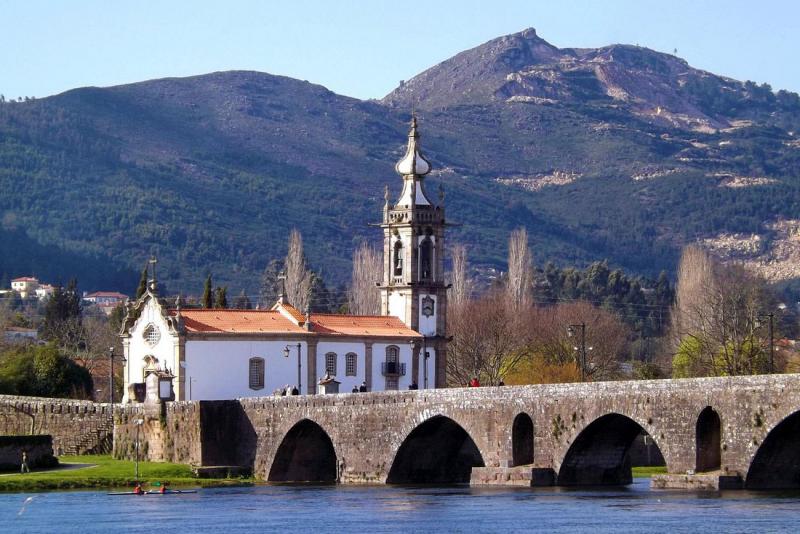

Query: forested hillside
1,28,799,295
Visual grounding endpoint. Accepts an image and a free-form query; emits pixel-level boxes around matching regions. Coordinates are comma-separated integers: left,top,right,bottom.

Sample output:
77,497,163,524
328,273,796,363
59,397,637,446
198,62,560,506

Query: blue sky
2,0,798,100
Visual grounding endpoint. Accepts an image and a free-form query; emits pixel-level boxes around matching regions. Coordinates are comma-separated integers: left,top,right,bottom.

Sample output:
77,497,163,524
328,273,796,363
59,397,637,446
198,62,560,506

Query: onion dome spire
395,116,431,176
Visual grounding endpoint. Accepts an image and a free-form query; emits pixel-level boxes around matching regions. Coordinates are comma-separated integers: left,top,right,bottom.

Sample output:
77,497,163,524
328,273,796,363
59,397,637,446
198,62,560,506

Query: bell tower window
393,240,404,277
419,236,433,282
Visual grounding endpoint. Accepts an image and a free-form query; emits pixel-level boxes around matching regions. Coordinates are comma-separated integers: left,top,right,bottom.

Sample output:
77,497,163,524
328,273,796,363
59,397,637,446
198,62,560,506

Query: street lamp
757,313,775,374
134,418,144,481
179,361,195,400
283,343,302,394
567,323,587,382
108,347,115,405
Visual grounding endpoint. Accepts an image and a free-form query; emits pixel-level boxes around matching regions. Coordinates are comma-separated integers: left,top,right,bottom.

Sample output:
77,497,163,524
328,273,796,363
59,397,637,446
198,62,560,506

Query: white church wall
184,339,308,400
316,340,364,394
123,299,177,402
371,342,414,391
388,291,407,325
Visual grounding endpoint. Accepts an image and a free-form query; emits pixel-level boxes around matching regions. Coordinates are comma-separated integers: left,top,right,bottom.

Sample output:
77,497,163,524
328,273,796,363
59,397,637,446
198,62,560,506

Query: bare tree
506,227,533,311
448,243,472,308
284,229,312,312
447,292,531,387
348,242,381,315
669,245,716,349
506,301,627,384
669,245,776,377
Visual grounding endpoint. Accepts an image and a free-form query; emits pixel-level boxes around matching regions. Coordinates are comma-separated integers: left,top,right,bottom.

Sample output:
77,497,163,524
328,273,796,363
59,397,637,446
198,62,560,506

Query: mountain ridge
1,28,799,296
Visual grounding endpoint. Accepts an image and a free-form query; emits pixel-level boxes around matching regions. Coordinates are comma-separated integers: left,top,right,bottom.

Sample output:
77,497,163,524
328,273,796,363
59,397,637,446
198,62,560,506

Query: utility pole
568,323,587,382
284,343,302,393
109,346,114,405
757,313,775,374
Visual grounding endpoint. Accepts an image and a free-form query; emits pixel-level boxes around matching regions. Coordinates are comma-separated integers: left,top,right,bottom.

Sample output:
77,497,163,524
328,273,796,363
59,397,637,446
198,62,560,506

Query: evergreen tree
202,275,213,309
214,286,228,309
260,259,284,306
135,264,148,299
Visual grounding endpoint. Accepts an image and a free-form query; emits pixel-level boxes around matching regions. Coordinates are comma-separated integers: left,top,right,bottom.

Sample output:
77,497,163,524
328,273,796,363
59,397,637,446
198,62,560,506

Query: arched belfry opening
387,415,484,484
746,410,800,489
268,419,337,483
512,413,534,466
696,407,721,472
557,413,666,486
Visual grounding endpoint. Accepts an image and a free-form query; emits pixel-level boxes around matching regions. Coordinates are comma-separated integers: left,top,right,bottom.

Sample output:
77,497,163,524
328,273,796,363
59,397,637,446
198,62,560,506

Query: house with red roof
120,119,449,401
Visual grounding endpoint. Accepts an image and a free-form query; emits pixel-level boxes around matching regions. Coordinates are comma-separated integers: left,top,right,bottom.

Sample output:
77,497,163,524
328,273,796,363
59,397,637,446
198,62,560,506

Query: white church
120,118,449,401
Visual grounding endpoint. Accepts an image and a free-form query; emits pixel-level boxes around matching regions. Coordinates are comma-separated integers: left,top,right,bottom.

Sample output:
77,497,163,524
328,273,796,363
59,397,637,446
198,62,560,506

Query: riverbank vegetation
0,454,251,492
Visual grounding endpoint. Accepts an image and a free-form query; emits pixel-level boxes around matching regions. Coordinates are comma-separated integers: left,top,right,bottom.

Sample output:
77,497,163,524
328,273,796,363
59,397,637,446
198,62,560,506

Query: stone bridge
114,374,800,489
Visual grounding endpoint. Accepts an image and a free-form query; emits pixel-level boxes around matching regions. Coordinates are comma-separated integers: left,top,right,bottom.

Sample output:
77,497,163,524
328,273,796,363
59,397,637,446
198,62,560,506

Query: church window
386,345,399,363
143,324,160,347
393,240,403,276
419,236,433,281
325,352,337,376
249,357,265,390
382,345,405,379
345,353,357,376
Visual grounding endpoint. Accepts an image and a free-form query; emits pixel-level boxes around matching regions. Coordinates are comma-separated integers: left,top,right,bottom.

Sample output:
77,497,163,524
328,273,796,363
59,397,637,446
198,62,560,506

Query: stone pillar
307,340,318,395
435,342,447,388
365,342,373,391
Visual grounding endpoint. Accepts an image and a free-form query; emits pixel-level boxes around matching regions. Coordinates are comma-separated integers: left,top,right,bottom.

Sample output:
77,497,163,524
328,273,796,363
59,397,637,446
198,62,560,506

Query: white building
120,118,448,401
11,277,39,299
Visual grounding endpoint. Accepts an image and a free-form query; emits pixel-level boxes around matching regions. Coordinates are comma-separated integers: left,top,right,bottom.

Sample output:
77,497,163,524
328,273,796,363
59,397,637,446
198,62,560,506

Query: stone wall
6,374,800,489
0,435,57,471
0,395,113,455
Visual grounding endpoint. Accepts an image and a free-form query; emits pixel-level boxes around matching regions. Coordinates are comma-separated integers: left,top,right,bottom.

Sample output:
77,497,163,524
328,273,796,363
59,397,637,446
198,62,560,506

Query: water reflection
2,479,800,533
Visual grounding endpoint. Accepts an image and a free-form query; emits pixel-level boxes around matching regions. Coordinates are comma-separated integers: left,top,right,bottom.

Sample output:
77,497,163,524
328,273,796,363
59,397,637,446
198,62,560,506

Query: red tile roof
168,308,420,338
12,277,38,282
172,309,307,334
310,314,421,338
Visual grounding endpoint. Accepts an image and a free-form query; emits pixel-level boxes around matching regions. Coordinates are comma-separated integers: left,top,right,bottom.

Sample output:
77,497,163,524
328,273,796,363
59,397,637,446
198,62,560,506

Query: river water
3,479,799,533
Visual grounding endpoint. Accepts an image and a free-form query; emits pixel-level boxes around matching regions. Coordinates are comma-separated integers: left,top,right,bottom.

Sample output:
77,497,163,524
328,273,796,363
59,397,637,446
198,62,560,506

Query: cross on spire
148,255,158,293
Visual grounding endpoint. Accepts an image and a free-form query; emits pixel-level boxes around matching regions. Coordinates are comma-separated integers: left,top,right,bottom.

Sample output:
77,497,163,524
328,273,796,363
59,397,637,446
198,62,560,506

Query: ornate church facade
120,119,448,401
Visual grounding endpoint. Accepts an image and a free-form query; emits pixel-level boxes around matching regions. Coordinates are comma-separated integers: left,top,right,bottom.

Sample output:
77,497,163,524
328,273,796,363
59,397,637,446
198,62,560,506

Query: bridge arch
745,409,800,489
557,412,666,486
512,412,534,466
695,406,721,472
387,414,485,484
267,418,337,483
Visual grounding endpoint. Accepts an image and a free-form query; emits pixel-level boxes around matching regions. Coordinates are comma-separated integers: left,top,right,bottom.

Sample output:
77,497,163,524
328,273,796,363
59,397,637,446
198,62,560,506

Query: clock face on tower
421,296,435,317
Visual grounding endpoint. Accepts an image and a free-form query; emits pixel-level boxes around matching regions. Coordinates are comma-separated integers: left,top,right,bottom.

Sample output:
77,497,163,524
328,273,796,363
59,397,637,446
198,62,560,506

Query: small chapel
120,118,449,401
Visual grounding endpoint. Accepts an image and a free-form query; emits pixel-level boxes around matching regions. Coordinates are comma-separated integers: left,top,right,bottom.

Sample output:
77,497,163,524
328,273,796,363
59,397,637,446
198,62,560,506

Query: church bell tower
380,117,448,388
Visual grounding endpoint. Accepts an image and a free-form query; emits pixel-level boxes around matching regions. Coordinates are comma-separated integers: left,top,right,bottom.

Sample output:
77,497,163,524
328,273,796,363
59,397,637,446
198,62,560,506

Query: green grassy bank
0,455,252,492
632,466,667,478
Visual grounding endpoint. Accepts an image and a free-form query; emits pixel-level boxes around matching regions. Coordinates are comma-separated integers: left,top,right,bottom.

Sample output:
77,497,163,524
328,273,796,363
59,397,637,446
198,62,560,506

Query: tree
260,259,284,307
348,242,381,315
446,291,532,387
41,279,83,346
214,286,228,309
233,290,252,310
135,264,148,299
284,229,312,312
668,245,776,377
506,228,533,311
0,343,93,398
505,301,627,385
448,243,472,308
202,274,213,309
